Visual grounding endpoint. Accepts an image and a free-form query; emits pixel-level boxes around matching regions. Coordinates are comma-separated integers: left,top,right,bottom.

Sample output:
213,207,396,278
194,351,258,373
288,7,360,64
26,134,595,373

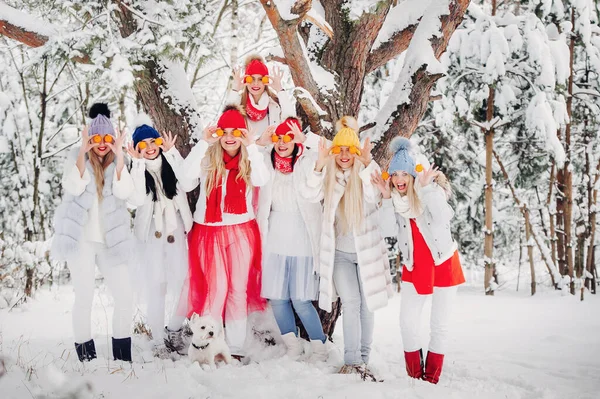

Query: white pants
68,241,133,343
139,220,189,342
400,282,457,353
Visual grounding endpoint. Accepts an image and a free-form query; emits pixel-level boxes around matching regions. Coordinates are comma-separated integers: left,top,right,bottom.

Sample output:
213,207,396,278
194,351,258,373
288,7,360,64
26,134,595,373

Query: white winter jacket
301,159,394,313
173,140,270,225
256,149,323,272
129,148,194,241
393,184,457,270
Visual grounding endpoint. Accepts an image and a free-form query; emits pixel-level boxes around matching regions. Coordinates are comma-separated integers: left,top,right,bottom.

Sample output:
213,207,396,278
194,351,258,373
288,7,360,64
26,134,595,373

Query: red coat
402,219,465,295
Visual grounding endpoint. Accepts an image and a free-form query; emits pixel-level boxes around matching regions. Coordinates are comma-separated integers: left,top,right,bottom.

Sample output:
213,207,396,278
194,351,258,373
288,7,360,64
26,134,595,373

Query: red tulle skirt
186,220,266,320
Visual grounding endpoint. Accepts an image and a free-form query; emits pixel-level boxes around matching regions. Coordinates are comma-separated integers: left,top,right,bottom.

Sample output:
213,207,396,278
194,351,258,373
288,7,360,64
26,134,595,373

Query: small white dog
187,314,232,368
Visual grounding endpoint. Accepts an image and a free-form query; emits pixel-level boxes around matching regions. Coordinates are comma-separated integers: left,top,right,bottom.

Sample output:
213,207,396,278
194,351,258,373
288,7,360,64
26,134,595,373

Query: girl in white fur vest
301,116,394,376
126,117,193,357
255,117,329,361
371,137,465,384
52,103,135,363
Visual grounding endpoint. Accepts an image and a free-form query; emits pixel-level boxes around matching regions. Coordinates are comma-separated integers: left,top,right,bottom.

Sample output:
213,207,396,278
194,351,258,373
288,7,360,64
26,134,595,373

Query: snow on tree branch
525,92,566,168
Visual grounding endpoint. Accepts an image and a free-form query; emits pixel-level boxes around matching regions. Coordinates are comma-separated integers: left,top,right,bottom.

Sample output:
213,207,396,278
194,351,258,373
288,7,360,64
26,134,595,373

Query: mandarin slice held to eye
92,135,102,143
415,164,424,173
216,128,225,137
349,146,360,155
282,135,292,143
271,134,279,143
103,135,114,144
232,129,242,137
261,76,270,84
154,138,163,146
331,146,341,154
382,171,390,180
244,76,253,84
138,142,147,150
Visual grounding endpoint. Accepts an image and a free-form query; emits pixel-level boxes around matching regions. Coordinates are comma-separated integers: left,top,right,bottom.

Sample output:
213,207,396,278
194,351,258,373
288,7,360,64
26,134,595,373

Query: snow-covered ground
1,285,598,399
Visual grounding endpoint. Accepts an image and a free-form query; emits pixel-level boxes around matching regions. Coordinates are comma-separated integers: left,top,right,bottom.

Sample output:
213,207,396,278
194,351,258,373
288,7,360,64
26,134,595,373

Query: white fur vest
51,161,133,267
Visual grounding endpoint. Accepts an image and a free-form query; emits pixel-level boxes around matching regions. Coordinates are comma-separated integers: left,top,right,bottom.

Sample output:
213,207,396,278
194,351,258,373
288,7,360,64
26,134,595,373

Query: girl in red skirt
177,105,269,358
371,137,465,384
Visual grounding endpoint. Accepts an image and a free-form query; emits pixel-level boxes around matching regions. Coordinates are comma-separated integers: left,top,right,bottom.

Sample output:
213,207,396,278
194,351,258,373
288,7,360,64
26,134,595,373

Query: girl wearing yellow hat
302,116,393,377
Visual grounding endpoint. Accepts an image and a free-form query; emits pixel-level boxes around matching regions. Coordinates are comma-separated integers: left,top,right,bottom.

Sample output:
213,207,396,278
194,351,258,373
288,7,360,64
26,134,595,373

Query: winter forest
0,0,599,398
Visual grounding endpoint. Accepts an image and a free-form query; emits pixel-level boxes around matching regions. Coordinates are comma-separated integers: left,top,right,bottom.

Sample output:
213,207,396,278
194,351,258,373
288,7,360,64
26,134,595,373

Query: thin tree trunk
547,161,558,268
517,226,523,292
483,89,496,296
524,208,536,296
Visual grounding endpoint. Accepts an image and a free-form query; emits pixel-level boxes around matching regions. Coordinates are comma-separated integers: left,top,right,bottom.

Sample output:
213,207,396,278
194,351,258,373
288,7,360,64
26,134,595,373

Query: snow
0,3,58,38
1,285,599,398
0,136,9,154
273,0,300,21
342,0,378,21
372,0,430,50
525,92,566,167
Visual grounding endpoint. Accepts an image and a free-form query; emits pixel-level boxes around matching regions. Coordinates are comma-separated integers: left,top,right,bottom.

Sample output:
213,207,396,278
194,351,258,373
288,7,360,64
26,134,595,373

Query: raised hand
127,142,145,160
203,125,220,144
315,136,333,172
238,128,253,147
269,66,284,92
371,171,391,199
353,137,373,166
160,130,178,152
79,126,99,154
106,129,126,157
232,66,244,92
257,125,277,147
418,164,441,187
288,120,306,143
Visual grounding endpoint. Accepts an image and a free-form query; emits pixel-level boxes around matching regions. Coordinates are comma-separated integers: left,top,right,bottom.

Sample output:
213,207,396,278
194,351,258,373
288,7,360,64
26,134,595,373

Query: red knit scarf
273,145,303,174
246,95,269,122
204,152,247,223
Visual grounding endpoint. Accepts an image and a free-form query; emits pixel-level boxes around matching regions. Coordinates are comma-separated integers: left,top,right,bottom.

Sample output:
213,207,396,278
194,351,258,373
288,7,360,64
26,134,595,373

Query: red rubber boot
404,349,424,379
424,351,444,384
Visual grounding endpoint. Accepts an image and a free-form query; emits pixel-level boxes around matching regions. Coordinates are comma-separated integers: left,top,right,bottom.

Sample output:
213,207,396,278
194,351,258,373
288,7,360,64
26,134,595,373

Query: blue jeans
270,299,326,343
333,250,374,365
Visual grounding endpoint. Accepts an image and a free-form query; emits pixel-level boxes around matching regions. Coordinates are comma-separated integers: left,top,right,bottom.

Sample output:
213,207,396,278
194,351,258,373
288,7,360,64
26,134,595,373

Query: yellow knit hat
331,116,361,155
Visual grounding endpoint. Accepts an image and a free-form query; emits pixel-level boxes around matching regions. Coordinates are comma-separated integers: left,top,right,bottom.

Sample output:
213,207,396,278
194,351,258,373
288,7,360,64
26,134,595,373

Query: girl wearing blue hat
371,137,465,384
127,115,194,356
52,103,135,362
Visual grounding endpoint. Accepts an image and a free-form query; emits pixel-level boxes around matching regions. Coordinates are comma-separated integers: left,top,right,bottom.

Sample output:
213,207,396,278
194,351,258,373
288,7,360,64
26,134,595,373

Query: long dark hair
146,151,178,201
271,144,300,171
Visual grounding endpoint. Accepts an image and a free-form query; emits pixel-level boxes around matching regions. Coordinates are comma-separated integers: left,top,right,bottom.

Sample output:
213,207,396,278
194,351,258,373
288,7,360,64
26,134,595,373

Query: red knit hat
217,106,247,129
245,59,269,77
275,117,301,136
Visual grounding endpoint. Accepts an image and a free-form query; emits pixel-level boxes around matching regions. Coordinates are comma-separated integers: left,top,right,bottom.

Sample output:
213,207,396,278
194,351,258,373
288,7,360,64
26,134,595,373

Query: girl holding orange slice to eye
369,137,464,385
51,103,135,363
175,105,269,359
126,116,194,357
229,54,295,139
301,116,393,377
255,117,331,361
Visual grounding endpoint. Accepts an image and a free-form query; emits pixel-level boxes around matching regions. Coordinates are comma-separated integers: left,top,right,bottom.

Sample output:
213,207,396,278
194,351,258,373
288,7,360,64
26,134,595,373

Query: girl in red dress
371,137,465,384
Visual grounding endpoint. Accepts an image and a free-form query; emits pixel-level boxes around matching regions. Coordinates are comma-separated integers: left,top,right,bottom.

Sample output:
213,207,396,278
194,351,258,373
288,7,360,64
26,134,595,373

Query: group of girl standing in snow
51,54,464,384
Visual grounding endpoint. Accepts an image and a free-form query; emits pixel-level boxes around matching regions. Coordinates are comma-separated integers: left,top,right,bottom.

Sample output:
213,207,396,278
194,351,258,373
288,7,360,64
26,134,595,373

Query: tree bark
524,208,536,296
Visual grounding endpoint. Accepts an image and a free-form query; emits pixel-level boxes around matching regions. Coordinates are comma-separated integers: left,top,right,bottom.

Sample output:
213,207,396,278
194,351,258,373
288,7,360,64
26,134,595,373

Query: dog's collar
192,342,209,350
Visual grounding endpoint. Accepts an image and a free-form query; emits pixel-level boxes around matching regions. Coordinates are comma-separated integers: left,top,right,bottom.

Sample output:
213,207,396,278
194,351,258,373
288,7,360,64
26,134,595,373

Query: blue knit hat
132,114,160,147
388,137,417,178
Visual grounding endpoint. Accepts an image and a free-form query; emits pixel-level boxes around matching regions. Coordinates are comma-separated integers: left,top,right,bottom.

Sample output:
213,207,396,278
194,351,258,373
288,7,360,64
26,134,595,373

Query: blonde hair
88,151,115,201
396,172,453,212
324,158,364,235
203,142,252,195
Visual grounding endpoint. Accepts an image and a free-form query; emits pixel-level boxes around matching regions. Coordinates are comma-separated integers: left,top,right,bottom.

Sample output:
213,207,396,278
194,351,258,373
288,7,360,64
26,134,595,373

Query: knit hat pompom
335,116,359,133
244,54,269,76
275,117,301,136
388,136,417,178
132,113,160,147
218,104,247,130
89,103,111,119
389,137,413,155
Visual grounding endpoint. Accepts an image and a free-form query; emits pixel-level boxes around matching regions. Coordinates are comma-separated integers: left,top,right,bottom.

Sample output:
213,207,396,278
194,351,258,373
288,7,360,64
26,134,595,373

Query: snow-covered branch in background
525,92,566,168
372,0,450,141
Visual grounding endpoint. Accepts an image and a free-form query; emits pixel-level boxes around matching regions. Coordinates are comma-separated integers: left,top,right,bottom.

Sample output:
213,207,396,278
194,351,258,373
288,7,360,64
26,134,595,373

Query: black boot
75,339,97,362
112,337,132,362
